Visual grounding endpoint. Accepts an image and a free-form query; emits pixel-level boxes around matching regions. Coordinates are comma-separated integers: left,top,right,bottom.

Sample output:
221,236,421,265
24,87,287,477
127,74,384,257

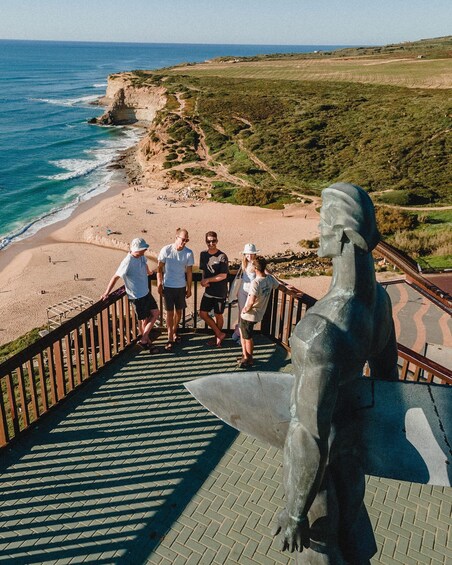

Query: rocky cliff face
90,72,211,195
93,73,167,125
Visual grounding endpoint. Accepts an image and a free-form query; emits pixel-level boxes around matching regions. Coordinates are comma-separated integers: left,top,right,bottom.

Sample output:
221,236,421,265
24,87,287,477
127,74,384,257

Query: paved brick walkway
0,333,450,564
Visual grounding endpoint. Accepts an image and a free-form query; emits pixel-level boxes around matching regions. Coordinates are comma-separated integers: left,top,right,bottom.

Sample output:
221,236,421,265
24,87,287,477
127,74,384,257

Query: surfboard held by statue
185,372,451,487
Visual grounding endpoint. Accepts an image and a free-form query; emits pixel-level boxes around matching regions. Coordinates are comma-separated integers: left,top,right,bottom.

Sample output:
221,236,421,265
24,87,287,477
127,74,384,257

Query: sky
0,0,450,46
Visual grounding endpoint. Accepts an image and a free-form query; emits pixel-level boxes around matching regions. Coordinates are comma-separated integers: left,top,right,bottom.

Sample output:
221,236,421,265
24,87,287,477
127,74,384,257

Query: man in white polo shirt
157,228,194,352
102,237,160,353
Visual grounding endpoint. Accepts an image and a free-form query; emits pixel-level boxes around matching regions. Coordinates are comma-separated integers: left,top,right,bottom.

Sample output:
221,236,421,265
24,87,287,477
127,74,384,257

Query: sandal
148,345,159,354
174,335,182,343
164,341,174,352
237,357,253,368
137,341,148,350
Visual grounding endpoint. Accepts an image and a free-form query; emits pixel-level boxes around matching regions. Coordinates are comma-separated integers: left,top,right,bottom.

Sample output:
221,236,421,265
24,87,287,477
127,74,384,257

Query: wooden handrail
377,241,452,314
0,270,450,450
264,278,452,387
397,343,452,385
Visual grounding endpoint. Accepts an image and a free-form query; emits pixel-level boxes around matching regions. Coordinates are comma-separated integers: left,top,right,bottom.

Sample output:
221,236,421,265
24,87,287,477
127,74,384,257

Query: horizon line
0,37,376,48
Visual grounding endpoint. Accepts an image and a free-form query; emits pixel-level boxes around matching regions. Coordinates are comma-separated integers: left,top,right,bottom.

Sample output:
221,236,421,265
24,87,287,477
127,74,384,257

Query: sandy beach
0,176,328,345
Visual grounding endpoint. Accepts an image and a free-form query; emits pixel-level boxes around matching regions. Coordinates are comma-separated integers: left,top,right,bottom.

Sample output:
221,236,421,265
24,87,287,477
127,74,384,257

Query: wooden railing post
6,373,19,437
0,385,9,446
261,293,273,335
53,340,65,400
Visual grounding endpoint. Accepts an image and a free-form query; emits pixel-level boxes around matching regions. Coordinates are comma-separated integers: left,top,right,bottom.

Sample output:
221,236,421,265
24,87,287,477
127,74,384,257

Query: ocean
0,40,350,251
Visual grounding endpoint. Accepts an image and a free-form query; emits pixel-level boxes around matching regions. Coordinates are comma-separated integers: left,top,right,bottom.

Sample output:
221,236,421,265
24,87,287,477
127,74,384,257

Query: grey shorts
240,318,256,340
163,287,186,311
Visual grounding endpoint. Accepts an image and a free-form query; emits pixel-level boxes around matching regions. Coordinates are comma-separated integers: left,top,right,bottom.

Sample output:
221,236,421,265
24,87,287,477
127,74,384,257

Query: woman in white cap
231,243,259,342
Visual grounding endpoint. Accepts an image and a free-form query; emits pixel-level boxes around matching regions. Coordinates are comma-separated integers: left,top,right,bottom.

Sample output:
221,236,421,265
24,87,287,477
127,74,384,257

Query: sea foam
0,127,142,250
31,94,100,107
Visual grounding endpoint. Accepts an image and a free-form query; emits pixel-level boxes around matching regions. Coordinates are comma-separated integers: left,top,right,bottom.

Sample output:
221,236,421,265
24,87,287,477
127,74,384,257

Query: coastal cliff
93,72,167,125
92,72,214,196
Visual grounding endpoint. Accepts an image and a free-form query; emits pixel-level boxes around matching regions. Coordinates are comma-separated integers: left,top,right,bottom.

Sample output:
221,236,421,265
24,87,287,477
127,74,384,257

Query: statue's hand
271,509,310,553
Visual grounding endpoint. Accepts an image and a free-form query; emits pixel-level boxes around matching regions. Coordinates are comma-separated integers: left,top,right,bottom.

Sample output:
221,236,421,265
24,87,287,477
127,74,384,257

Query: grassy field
168,35,452,89
169,57,452,90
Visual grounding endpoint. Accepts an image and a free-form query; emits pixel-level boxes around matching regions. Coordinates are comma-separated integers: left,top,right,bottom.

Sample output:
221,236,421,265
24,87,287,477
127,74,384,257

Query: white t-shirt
241,275,279,323
115,253,149,299
158,244,194,288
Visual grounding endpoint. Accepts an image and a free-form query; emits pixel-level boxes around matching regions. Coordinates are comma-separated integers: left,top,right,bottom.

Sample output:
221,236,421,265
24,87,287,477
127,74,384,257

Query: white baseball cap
130,237,149,252
241,243,259,254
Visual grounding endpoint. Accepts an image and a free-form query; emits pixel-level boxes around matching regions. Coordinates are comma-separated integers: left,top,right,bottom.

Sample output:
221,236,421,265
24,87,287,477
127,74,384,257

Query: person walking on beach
101,237,160,353
157,228,194,352
231,243,258,342
238,256,279,368
199,231,229,347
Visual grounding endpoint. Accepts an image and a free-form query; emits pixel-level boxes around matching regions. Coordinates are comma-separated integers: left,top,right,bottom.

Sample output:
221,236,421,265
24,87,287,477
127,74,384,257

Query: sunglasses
206,239,217,244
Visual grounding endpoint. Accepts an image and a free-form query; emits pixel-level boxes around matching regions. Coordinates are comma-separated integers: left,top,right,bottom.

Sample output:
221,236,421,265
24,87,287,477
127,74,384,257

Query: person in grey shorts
157,228,194,352
102,237,160,353
239,256,279,368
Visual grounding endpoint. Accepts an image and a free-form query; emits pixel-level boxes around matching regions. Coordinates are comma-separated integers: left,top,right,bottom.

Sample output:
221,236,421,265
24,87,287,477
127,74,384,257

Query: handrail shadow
0,332,289,564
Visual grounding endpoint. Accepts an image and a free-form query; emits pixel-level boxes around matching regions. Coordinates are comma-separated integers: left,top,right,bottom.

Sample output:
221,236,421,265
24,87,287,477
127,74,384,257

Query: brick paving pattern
0,333,450,564
384,281,452,353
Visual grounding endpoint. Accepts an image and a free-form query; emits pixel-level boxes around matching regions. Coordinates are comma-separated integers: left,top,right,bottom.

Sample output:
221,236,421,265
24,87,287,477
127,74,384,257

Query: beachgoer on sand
199,231,229,347
101,237,160,353
157,228,194,352
238,256,279,369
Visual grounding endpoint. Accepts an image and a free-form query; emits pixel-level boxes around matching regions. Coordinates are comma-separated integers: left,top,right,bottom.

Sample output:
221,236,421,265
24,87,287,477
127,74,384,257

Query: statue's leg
330,455,377,564
296,469,347,565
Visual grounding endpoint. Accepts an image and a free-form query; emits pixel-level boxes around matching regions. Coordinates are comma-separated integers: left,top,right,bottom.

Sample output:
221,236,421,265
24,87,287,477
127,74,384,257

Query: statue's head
318,182,379,257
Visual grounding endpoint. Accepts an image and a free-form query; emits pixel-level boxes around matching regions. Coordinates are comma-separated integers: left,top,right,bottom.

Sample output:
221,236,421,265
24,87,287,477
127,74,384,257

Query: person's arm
157,261,165,295
186,265,193,298
242,276,258,314
204,272,227,285
241,293,256,314
101,274,120,300
272,320,340,553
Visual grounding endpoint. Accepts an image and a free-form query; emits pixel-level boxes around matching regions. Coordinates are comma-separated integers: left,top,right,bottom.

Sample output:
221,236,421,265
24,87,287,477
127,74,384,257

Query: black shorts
200,294,226,315
163,287,186,311
240,318,256,339
130,292,158,321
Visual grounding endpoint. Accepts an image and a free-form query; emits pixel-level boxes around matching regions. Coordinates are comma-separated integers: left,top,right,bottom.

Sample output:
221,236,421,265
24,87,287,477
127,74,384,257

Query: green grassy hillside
154,75,451,204
127,36,451,266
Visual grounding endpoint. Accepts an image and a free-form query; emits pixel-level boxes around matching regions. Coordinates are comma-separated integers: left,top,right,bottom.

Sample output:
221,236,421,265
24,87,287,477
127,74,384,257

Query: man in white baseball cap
102,238,160,353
